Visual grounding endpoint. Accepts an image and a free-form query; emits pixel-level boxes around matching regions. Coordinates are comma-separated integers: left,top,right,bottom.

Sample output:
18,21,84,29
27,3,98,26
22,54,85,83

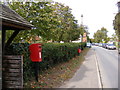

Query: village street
94,46,118,88
60,46,118,88
1,1,119,89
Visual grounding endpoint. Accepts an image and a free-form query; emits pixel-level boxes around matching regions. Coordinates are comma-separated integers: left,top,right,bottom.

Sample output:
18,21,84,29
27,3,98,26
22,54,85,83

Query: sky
53,0,119,38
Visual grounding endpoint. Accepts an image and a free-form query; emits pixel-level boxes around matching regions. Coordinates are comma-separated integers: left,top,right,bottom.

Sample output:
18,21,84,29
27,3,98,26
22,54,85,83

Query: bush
5,42,86,82
5,43,34,82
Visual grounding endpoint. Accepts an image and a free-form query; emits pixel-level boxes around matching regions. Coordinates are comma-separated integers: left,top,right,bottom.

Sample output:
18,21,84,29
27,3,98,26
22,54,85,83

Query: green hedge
5,42,86,82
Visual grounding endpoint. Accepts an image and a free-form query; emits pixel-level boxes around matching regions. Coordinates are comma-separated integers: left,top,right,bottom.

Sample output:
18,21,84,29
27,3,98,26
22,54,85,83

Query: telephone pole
81,14,83,25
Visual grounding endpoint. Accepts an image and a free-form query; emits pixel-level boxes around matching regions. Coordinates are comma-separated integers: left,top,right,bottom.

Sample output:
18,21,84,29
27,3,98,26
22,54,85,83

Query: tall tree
51,2,80,42
114,13,120,40
93,27,108,43
8,2,57,42
111,33,118,41
7,2,82,43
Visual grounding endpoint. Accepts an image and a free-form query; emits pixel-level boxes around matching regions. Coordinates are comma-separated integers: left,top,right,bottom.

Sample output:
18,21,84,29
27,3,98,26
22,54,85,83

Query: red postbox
29,43,42,62
78,48,81,53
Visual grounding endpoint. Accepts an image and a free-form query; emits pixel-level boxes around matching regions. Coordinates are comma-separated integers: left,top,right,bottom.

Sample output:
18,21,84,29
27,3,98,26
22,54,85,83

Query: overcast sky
53,0,119,38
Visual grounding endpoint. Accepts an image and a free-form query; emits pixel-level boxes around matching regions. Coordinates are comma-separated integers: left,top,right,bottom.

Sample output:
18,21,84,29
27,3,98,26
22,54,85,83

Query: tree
113,13,120,40
93,27,108,43
111,33,118,41
7,2,82,43
50,2,80,42
8,2,58,42
90,38,95,43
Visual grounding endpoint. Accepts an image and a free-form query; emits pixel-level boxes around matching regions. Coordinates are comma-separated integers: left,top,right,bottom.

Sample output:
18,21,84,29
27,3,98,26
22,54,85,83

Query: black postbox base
34,62,39,82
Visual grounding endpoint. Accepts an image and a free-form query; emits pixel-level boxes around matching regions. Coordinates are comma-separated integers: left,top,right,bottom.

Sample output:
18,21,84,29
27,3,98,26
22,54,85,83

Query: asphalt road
93,46,118,88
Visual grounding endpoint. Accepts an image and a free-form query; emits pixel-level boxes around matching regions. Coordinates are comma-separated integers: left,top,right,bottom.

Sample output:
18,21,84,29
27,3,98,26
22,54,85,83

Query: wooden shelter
0,4,33,88
1,4,33,53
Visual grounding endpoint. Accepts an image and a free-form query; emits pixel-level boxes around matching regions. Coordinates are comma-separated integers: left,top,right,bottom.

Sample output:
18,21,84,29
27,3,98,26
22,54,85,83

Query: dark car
118,48,120,54
102,43,107,48
118,42,120,54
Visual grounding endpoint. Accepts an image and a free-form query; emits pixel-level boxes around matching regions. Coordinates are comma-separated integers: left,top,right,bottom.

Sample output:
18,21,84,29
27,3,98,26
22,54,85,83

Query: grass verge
24,47,90,88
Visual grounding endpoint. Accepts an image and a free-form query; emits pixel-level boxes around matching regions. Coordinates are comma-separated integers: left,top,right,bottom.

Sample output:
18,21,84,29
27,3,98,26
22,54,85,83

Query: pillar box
29,43,42,62
78,48,81,53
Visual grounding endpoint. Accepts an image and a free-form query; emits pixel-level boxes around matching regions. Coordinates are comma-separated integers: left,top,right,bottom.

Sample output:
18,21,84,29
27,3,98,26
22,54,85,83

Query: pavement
59,48,101,88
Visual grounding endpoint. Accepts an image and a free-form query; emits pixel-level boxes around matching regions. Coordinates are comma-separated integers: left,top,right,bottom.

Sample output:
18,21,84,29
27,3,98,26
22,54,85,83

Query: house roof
0,4,33,30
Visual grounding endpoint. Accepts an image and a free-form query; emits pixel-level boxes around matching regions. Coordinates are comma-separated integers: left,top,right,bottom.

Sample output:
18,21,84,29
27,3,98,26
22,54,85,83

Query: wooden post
5,30,20,48
2,30,6,54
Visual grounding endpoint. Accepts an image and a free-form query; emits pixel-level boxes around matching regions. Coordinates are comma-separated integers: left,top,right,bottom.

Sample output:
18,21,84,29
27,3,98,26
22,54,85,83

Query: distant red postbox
78,48,81,53
29,43,42,62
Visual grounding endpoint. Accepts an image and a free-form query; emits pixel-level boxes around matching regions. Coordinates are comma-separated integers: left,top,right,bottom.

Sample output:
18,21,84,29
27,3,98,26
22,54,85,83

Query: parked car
86,42,91,48
92,43,95,46
95,43,99,46
99,43,103,47
106,44,116,50
106,44,109,49
119,48,120,54
118,42,120,54
102,43,107,48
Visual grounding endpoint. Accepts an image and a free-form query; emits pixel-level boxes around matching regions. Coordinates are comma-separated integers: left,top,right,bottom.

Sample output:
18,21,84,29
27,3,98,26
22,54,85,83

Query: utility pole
80,14,87,42
80,14,83,42
81,14,83,26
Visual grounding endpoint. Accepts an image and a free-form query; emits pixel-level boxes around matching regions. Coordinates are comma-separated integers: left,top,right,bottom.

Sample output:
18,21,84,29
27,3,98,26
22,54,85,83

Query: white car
107,44,116,50
86,42,91,48
99,43,103,47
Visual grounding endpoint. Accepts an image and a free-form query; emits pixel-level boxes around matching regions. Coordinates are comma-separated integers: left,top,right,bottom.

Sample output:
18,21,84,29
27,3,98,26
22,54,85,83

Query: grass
24,47,90,88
